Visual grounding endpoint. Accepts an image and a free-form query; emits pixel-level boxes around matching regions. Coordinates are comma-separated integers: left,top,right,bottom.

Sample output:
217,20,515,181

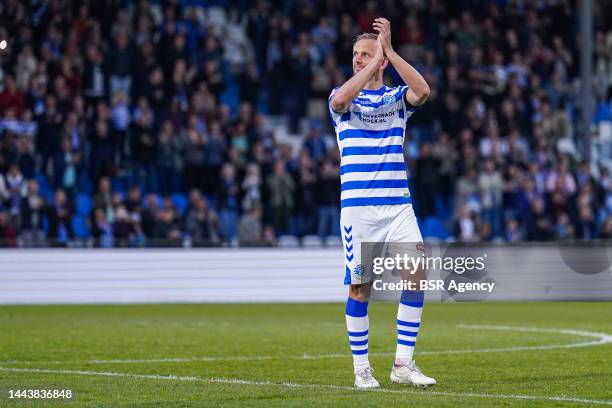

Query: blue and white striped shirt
328,85,415,209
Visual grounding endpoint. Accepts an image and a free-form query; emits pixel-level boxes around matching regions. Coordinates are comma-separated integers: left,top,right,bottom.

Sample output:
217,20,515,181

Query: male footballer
328,18,435,388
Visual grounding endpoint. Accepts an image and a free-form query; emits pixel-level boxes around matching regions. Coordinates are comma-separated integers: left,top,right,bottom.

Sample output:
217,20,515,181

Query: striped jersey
328,85,415,209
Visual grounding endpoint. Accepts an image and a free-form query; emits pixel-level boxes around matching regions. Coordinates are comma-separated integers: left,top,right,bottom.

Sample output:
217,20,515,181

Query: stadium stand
0,0,611,247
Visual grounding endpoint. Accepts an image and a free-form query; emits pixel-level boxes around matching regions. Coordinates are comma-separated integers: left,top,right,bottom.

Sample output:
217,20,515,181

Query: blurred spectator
601,217,612,239
242,163,262,212
478,160,503,238
304,126,327,162
185,190,220,246
107,30,134,97
110,90,131,161
141,193,159,239
431,132,456,206
238,205,264,246
555,212,576,241
293,150,317,237
157,120,183,196
83,46,106,109
152,198,181,246
37,96,63,177
130,108,157,192
267,160,295,235
454,206,478,242
46,189,74,247
505,218,523,242
54,137,80,206
90,120,115,185
113,205,136,247
316,159,340,238
525,198,554,241
92,208,113,248
0,75,25,116
218,163,240,241
93,177,114,221
0,210,16,247
20,180,46,247
414,143,440,218
4,164,26,222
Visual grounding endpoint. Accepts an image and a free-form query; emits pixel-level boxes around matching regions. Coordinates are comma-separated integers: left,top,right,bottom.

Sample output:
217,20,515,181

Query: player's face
352,39,376,75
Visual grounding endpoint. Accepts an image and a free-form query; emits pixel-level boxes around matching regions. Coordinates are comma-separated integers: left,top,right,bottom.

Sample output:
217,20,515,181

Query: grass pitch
1,302,611,407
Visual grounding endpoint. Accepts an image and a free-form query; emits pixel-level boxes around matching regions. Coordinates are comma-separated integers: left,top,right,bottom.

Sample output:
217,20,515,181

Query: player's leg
390,267,435,386
387,205,436,386
341,214,379,388
346,283,378,387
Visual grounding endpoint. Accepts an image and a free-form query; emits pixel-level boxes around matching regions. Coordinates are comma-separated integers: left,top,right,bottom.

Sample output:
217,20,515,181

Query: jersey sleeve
328,87,346,129
399,85,417,119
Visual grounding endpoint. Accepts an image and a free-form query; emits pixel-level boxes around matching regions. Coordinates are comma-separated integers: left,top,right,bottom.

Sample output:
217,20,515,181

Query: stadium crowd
0,0,611,247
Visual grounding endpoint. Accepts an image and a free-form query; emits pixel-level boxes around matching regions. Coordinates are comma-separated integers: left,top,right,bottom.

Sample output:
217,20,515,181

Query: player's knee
400,259,427,286
349,283,371,302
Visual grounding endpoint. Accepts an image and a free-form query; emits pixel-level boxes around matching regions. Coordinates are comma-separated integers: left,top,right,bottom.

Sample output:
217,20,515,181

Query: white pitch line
1,366,611,406
2,324,611,366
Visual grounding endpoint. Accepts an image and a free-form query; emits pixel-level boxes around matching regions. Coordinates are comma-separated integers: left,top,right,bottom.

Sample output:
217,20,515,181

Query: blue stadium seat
324,235,342,247
72,216,90,239
78,174,93,194
422,216,449,240
435,197,449,218
76,194,92,216
171,193,188,215
41,215,49,235
34,172,48,189
35,173,54,202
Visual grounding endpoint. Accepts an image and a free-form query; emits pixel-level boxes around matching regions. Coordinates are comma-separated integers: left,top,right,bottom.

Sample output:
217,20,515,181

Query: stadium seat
171,193,188,215
324,235,343,247
72,216,90,239
302,235,323,248
422,216,450,240
35,173,54,202
76,194,92,216
34,172,48,189
78,174,93,194
278,235,299,248
41,215,49,235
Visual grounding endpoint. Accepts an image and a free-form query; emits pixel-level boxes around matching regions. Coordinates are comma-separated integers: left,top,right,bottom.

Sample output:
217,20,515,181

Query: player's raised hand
374,35,385,64
373,18,392,54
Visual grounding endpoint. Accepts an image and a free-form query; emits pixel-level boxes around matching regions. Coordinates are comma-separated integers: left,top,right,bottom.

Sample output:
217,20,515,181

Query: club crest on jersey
354,264,363,276
383,94,395,105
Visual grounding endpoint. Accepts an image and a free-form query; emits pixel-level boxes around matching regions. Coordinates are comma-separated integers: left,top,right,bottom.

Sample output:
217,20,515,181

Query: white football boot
390,360,436,387
354,366,380,389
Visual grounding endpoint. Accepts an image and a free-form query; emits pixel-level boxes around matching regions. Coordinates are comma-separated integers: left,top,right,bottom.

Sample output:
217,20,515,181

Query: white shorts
341,204,423,285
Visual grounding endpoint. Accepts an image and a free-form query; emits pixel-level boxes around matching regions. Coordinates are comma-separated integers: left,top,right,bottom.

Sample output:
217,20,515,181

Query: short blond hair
353,32,378,45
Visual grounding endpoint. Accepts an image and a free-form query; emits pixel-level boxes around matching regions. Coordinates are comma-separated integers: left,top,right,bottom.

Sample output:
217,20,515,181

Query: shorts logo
354,264,363,276
383,94,395,105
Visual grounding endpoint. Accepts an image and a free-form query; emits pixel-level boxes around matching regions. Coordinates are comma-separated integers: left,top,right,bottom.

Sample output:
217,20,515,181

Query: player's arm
330,38,385,113
373,17,430,106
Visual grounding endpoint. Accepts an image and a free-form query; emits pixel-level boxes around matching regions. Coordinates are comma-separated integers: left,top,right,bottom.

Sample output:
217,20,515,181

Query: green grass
1,303,611,407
